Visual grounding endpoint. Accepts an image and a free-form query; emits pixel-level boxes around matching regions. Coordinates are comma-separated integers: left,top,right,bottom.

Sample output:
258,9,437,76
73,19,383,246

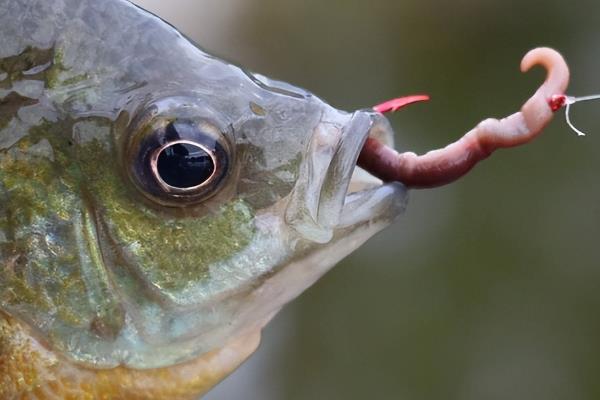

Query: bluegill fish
0,0,569,399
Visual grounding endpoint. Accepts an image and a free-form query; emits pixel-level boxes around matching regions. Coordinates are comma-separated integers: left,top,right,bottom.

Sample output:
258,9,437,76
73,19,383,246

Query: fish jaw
285,109,407,243
224,110,410,329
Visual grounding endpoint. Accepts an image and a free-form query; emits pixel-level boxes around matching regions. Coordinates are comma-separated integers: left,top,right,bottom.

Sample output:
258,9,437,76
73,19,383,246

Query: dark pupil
156,143,215,189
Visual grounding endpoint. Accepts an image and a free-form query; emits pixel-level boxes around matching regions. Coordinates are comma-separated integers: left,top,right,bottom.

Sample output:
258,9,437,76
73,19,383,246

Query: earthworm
358,47,570,188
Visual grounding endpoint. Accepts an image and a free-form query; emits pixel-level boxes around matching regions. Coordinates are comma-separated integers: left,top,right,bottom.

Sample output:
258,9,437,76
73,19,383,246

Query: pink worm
358,48,570,188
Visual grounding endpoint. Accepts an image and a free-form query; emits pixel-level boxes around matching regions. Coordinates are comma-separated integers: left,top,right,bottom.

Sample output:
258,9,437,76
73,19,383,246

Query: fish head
0,0,407,372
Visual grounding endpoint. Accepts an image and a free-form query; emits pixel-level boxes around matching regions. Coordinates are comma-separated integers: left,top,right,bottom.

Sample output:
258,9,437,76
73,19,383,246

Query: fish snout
285,110,405,243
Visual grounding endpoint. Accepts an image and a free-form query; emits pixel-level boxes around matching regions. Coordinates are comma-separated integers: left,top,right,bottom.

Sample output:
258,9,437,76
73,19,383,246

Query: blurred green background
134,1,600,399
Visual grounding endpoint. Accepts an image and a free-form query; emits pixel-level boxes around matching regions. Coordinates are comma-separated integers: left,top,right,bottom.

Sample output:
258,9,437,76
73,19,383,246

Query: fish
0,0,569,399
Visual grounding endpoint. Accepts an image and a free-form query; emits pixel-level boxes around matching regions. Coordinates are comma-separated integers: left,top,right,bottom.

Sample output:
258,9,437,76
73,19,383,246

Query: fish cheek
0,131,118,340
79,138,256,301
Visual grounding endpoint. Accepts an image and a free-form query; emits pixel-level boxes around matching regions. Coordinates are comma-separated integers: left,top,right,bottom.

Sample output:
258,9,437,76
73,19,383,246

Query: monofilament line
564,94,600,136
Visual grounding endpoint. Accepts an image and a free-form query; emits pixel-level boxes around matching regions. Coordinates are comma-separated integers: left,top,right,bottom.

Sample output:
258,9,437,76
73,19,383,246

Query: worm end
520,47,570,96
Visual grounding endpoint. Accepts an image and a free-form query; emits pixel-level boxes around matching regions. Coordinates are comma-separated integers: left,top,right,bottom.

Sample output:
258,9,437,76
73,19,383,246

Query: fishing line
552,93,600,137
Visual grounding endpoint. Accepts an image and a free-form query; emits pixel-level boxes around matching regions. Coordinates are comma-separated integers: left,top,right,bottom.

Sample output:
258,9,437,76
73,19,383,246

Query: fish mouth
286,110,408,243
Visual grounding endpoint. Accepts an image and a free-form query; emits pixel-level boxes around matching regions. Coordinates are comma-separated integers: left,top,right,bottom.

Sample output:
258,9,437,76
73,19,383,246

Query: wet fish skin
0,0,406,398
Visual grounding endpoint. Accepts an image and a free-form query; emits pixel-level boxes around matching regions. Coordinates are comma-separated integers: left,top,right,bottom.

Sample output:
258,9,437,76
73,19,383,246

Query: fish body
0,0,406,398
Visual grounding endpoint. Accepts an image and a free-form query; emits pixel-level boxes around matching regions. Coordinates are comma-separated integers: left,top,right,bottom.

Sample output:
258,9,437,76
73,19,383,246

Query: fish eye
128,118,230,206
152,140,216,190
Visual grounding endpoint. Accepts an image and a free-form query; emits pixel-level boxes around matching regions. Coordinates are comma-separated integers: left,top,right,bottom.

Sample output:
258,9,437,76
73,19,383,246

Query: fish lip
286,110,405,243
